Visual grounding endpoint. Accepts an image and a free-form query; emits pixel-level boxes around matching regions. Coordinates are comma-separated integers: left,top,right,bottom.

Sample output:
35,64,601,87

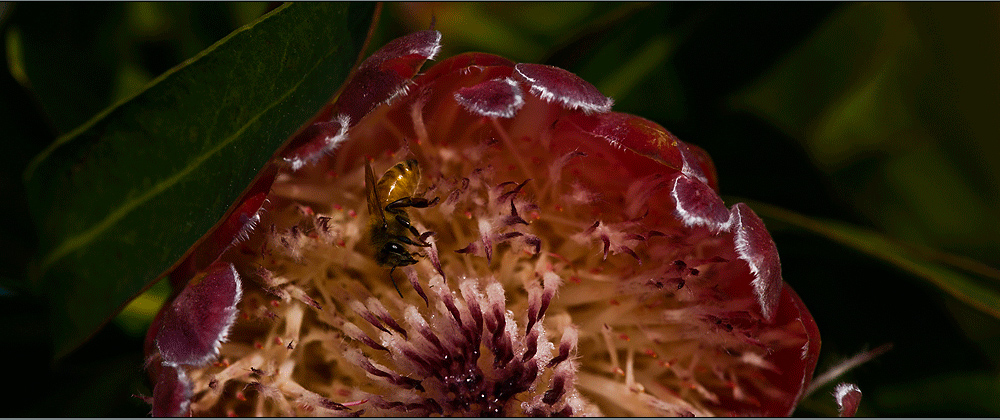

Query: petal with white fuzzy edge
334,30,441,124
156,261,242,367
151,365,193,417
834,382,862,417
454,77,525,118
514,63,613,114
670,173,731,232
731,203,783,320
282,114,350,171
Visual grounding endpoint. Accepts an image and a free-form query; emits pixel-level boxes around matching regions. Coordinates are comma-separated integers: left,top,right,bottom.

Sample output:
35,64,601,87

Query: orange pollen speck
274,337,283,345
254,342,263,350
618,333,630,341
348,210,357,218
643,348,658,358
235,391,247,401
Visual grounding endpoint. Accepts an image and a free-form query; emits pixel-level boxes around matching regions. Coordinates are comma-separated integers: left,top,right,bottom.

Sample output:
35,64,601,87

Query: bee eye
384,243,405,254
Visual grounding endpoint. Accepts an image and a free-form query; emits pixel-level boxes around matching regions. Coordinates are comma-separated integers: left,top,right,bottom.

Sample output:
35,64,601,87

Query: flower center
180,89,802,417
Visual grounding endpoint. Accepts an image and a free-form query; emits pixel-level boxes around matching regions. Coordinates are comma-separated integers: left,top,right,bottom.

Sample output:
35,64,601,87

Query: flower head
146,30,820,417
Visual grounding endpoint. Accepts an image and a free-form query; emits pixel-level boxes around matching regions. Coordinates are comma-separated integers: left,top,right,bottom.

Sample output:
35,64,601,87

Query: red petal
568,112,681,168
670,173,731,231
332,30,441,124
417,52,516,84
168,177,272,291
731,203,783,320
835,383,862,417
282,115,350,171
762,285,822,416
514,63,613,114
156,262,242,367
151,365,193,417
454,77,525,118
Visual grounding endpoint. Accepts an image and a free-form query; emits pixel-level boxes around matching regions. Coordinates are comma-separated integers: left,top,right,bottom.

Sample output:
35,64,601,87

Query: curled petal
767,285,822,415
675,140,711,185
731,203,783,320
514,63,613,114
567,112,719,191
156,262,242,367
333,30,441,124
454,77,525,118
834,383,862,417
283,114,350,171
151,365,193,417
671,173,730,232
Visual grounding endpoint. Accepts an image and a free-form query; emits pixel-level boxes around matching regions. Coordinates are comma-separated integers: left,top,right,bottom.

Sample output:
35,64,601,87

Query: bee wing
365,161,388,225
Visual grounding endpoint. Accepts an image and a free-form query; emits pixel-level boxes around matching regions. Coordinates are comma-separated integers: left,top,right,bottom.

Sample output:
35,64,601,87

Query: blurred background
2,2,999,416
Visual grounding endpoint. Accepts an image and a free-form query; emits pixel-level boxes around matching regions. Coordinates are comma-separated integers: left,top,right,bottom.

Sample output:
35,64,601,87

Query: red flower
146,30,820,417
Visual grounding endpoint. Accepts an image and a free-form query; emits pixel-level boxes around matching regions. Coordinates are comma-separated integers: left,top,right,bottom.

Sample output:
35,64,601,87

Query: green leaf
743,200,1000,320
22,2,378,359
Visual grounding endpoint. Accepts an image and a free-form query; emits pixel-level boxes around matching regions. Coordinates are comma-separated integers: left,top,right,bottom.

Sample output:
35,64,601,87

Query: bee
365,159,439,297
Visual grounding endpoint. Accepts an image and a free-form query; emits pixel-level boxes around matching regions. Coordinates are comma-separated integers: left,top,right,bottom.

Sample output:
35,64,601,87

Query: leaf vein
38,49,335,276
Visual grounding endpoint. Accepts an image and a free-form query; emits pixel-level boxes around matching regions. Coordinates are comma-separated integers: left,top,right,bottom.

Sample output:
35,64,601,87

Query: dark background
2,2,998,416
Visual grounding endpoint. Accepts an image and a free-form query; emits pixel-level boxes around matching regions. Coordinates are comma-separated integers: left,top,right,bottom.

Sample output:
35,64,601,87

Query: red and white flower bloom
145,30,821,417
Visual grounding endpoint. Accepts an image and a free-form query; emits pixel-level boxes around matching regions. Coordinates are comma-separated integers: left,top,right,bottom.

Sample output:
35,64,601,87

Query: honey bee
365,159,438,297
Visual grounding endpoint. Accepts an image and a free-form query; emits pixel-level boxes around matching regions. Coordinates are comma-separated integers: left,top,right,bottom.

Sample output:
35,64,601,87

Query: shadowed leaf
22,2,378,359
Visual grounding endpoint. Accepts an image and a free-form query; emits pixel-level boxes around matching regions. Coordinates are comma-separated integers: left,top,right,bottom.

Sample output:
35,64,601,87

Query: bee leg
388,266,404,299
409,196,439,208
393,234,431,248
392,214,421,238
385,197,415,211
386,196,440,211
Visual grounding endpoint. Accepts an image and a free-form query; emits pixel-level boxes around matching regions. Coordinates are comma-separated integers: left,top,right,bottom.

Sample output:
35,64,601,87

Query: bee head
379,242,418,267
